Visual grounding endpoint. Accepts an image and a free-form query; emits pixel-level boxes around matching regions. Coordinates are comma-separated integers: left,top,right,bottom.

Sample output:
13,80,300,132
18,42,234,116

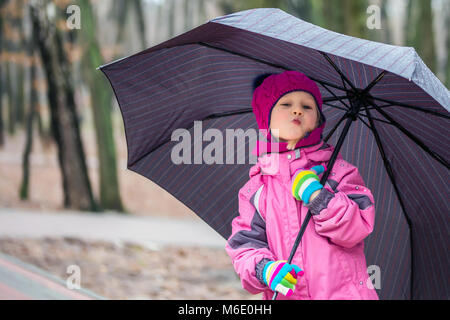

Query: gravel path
0,209,258,300
0,124,259,299
0,209,260,299
0,237,258,300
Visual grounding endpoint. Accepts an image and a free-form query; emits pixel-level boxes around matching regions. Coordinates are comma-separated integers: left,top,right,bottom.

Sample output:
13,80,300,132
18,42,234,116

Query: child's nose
292,105,302,115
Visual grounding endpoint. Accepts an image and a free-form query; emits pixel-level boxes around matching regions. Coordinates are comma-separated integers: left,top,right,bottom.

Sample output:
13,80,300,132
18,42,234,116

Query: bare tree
79,0,124,212
133,0,147,49
30,1,97,211
0,0,5,146
445,1,450,88
405,0,436,72
19,22,38,200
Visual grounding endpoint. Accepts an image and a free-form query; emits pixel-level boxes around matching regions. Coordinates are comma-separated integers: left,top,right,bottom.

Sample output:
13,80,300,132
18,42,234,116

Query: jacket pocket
336,244,369,297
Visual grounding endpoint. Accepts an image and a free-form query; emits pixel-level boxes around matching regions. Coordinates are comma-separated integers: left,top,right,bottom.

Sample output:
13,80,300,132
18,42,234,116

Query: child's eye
303,105,312,109
281,103,290,107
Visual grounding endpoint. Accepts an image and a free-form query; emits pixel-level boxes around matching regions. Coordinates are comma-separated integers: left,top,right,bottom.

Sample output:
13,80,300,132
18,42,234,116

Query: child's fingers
265,261,304,297
272,263,292,286
311,165,326,175
283,271,297,285
280,278,295,290
283,264,303,284
291,264,304,277
291,264,301,274
274,284,294,297
289,269,298,278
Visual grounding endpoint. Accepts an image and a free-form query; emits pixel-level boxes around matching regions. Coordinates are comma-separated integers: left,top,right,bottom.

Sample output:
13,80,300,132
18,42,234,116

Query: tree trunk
5,61,14,135
115,0,130,46
30,2,98,212
133,0,147,49
342,0,367,38
20,50,37,200
80,0,124,212
446,1,450,88
3,2,15,136
184,0,191,30
380,0,391,44
15,65,25,126
0,0,4,147
322,0,344,33
415,0,436,72
286,0,312,22
405,0,415,46
168,0,175,38
0,67,3,146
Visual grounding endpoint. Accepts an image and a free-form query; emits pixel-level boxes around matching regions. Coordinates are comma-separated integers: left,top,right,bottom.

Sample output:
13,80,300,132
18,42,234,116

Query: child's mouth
292,119,301,125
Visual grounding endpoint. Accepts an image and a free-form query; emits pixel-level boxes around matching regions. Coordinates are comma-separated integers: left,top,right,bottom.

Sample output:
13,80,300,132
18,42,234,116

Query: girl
225,71,378,300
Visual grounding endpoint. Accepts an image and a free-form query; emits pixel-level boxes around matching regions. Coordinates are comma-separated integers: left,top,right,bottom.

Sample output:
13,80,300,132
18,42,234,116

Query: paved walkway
0,252,104,300
0,208,227,300
0,208,227,249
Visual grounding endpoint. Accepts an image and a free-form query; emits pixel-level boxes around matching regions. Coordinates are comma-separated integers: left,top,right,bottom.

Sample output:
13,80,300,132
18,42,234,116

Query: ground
0,237,259,300
0,119,259,300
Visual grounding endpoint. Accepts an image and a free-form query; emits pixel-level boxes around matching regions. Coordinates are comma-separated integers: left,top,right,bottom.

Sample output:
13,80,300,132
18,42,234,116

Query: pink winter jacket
225,140,379,300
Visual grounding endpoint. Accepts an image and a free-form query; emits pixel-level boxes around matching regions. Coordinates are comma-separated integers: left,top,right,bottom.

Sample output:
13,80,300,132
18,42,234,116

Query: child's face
269,91,319,148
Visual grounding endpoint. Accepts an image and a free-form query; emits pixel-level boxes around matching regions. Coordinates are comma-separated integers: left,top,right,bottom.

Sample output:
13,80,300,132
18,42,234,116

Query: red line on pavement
0,282,31,300
0,256,92,300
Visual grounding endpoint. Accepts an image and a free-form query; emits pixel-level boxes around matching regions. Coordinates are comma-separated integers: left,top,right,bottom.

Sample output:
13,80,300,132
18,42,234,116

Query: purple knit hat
251,71,326,156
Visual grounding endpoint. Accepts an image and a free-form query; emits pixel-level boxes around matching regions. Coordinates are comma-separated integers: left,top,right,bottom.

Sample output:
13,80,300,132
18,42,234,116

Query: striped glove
263,260,304,297
292,164,327,205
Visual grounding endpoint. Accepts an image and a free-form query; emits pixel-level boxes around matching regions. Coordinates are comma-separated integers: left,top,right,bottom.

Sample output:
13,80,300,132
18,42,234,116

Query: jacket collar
250,140,334,178
251,123,325,157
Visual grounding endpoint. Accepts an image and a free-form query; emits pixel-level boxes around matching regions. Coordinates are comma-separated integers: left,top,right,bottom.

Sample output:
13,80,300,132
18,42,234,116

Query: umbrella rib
370,96,450,119
128,109,255,168
357,108,393,125
356,115,372,129
314,78,352,94
198,41,288,72
203,108,253,120
324,103,391,126
323,109,350,143
365,99,450,169
366,103,395,110
320,84,351,109
356,113,392,126
362,71,387,95
356,111,395,127
197,42,353,94
323,95,351,103
363,103,415,300
320,52,358,92
323,102,348,112
340,67,352,97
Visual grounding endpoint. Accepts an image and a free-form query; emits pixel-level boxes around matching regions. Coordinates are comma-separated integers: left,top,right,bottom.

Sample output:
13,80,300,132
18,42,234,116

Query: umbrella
98,8,450,300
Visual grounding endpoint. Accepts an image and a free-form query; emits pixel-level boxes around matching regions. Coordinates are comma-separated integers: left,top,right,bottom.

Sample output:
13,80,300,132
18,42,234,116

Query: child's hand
292,165,327,204
263,260,304,297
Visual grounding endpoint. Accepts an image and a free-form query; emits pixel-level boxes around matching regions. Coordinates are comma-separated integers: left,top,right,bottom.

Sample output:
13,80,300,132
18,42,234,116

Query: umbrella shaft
272,114,356,300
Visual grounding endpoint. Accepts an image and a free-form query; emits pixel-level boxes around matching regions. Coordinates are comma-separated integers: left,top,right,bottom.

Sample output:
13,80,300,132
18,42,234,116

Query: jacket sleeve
225,177,276,294
307,159,376,249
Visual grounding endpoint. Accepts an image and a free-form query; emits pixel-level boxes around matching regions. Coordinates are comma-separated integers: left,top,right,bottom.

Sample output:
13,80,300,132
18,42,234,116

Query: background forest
0,0,449,300
1,0,448,215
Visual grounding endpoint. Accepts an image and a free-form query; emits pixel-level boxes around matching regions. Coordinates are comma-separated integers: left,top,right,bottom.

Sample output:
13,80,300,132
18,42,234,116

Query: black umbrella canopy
99,8,450,299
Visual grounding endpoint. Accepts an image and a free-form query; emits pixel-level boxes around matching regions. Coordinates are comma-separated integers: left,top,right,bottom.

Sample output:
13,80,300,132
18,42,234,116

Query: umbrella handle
272,115,355,300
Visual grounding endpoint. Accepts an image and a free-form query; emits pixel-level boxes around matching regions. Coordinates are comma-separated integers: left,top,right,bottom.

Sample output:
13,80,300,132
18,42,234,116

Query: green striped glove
292,164,327,205
263,260,304,297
